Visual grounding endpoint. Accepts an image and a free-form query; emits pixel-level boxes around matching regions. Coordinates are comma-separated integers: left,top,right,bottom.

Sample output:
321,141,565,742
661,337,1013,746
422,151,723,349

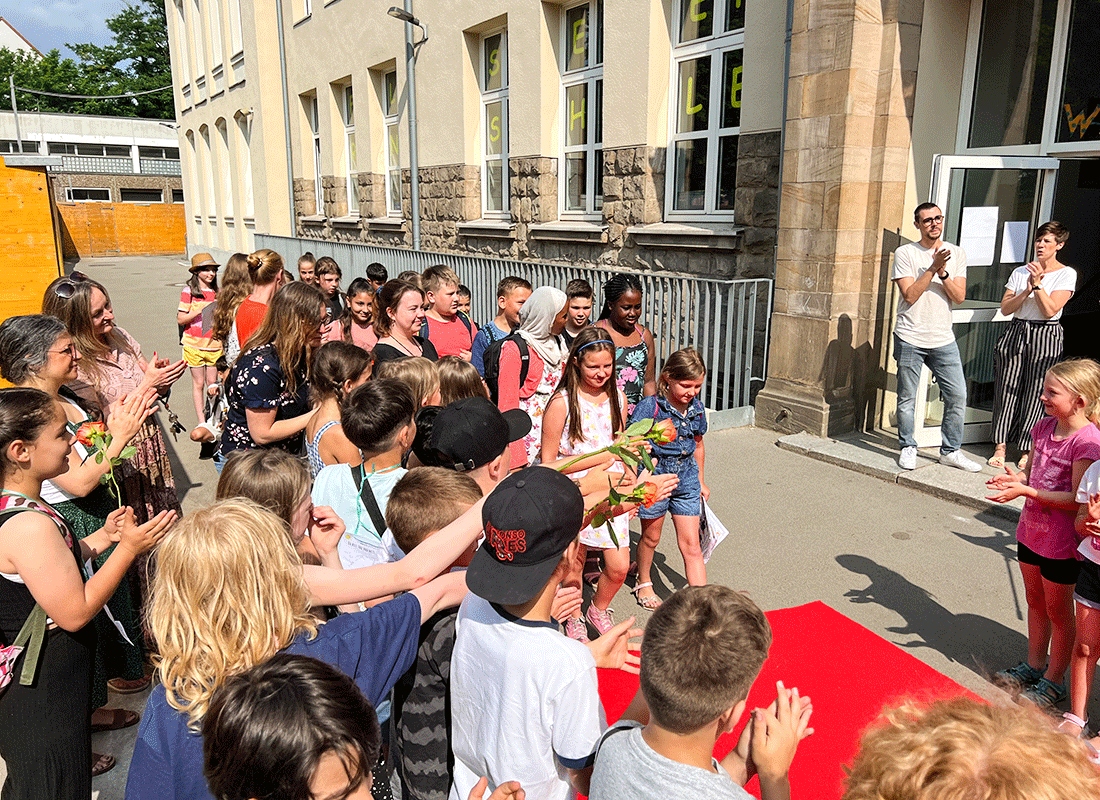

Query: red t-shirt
424,314,477,358
235,298,268,347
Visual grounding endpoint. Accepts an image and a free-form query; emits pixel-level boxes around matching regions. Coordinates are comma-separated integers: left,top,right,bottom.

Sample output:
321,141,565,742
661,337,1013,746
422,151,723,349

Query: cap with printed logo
413,396,530,472
466,467,585,605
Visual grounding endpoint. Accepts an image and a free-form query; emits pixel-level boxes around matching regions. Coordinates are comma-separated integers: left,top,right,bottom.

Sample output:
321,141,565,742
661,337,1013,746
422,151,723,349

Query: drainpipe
275,0,296,236
775,0,794,270
404,0,422,250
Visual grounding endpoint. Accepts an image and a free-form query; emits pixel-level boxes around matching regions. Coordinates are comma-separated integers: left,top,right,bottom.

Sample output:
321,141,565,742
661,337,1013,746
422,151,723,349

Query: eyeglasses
51,271,90,299
49,344,78,358
918,215,945,226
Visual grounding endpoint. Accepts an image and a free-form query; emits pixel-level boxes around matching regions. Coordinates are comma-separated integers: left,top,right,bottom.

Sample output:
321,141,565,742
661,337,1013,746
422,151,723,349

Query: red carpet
597,601,980,799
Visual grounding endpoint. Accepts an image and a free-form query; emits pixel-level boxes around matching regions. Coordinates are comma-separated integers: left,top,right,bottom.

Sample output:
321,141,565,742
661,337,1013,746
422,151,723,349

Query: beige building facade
170,0,1100,440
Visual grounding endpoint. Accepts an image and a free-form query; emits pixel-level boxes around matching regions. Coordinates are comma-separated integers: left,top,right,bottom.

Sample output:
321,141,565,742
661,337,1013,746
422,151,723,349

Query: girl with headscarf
495,286,569,466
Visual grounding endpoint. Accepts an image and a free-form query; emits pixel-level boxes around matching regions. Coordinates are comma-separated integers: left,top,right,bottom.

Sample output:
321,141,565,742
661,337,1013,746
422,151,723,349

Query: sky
2,1,126,59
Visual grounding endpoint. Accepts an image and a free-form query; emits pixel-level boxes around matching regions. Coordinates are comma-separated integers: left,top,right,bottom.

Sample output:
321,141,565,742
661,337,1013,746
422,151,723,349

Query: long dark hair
340,277,374,344
554,327,623,446
0,387,58,477
186,268,219,296
372,279,424,338
598,273,644,321
241,282,326,394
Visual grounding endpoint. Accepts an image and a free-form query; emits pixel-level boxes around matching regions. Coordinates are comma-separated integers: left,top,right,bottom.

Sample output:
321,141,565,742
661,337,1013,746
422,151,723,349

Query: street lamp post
387,4,428,251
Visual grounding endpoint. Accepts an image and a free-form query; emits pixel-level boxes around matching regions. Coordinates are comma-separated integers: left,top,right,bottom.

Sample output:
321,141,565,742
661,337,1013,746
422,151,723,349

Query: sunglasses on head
51,271,90,300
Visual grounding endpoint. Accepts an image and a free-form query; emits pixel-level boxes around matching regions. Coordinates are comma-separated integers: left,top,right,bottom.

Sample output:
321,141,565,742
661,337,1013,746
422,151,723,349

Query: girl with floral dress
495,286,570,466
221,282,326,457
595,273,656,416
541,328,629,642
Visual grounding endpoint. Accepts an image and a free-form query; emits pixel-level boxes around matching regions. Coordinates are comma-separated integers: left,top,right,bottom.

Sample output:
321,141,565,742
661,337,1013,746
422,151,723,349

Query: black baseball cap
466,467,585,605
413,397,531,472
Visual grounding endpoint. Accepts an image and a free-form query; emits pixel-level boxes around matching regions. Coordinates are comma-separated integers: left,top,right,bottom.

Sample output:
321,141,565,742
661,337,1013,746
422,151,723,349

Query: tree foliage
0,0,173,119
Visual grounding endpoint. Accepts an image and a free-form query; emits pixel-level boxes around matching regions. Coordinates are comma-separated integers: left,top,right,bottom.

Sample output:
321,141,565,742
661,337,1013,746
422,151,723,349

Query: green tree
0,0,173,119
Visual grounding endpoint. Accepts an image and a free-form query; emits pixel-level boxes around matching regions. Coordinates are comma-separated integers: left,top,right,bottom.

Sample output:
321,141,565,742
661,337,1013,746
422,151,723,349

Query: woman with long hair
42,272,185,525
0,386,173,797
233,249,286,349
371,279,440,363
210,252,250,365
220,281,326,455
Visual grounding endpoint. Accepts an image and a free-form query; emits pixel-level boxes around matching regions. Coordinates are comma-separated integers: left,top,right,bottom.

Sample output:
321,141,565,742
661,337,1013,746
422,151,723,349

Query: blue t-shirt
125,593,421,800
628,395,708,459
470,320,510,377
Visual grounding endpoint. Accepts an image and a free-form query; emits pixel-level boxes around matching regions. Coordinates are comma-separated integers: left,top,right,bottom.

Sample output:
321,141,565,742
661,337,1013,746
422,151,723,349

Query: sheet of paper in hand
698,500,729,564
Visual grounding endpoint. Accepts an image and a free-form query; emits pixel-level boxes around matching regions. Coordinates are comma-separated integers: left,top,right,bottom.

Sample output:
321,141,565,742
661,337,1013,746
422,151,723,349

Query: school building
168,0,1100,444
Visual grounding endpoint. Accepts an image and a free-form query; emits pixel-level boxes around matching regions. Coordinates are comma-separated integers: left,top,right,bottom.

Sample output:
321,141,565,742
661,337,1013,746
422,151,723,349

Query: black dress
372,336,439,363
0,497,96,800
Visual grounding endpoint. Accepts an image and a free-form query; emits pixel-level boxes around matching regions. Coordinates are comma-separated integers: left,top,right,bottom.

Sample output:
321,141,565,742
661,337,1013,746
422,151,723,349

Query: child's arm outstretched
987,457,1093,509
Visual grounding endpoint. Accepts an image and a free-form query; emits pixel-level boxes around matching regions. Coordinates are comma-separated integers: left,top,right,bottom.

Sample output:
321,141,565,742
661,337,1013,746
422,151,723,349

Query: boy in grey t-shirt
589,587,813,800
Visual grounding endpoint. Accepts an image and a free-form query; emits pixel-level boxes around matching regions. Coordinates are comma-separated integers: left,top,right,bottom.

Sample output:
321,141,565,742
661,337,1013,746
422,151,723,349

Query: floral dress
520,359,564,466
557,392,629,549
602,324,649,416
221,344,311,455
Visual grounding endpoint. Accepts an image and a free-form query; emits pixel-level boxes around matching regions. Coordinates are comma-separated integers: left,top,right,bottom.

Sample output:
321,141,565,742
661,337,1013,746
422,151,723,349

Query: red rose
651,419,677,445
74,421,107,447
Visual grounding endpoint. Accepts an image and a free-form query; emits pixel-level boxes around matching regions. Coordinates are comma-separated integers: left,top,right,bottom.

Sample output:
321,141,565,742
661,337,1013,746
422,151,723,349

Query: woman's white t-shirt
1005,265,1077,321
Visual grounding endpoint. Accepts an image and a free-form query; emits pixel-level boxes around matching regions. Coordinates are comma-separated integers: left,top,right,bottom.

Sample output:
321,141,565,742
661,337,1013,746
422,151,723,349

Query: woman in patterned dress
595,273,657,416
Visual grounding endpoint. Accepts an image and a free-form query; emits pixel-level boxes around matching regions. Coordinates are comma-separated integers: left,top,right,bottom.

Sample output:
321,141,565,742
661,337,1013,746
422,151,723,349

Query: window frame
559,0,604,220
382,69,402,217
341,83,359,216
480,29,510,219
120,188,165,203
64,187,112,202
665,0,745,222
309,94,323,215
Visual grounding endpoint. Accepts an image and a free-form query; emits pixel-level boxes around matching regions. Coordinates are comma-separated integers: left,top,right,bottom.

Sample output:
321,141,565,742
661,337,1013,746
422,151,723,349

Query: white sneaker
898,446,918,470
940,450,981,472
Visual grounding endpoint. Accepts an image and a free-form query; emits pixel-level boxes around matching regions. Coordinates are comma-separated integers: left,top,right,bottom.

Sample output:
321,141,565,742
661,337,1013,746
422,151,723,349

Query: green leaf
625,419,653,437
119,446,137,460
605,521,619,547
641,449,655,473
94,451,104,464
617,448,639,467
608,487,622,505
99,474,109,485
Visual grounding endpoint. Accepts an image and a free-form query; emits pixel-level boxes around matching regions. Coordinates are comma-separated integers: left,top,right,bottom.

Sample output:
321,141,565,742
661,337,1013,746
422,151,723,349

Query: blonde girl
987,359,1100,709
374,356,442,413
305,342,373,476
629,348,709,609
436,355,489,406
541,327,629,642
124,498,471,800
210,253,250,365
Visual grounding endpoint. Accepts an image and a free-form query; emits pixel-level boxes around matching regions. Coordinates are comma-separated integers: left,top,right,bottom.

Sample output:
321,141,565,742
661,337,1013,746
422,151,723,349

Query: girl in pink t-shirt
987,359,1100,708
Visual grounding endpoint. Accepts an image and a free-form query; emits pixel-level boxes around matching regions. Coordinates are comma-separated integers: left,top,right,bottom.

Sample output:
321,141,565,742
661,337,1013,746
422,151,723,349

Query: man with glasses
892,202,981,472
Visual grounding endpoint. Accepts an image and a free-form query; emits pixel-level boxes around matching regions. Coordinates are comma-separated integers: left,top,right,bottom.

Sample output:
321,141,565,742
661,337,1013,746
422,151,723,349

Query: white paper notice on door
1000,221,1030,264
959,206,999,267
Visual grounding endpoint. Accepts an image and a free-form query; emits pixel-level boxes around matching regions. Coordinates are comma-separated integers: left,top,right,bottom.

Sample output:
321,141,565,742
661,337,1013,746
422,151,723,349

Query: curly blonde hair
149,499,318,729
842,696,1100,800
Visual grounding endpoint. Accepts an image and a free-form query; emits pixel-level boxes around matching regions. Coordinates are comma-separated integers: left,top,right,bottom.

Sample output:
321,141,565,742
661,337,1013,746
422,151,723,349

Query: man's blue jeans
893,334,967,454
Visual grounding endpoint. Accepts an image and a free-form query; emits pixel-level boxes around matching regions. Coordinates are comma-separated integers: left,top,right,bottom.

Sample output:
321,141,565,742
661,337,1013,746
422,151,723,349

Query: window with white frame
560,1,603,216
481,31,509,217
309,95,322,215
342,84,359,215
667,0,744,218
382,70,402,216
65,187,111,202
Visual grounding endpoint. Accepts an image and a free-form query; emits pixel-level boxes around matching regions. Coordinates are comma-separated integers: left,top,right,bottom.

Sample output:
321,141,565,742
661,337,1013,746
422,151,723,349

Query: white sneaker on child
939,450,981,472
898,446,917,470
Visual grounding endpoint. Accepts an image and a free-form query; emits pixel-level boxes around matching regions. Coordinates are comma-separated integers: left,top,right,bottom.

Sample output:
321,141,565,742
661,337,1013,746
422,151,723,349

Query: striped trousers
992,318,1063,450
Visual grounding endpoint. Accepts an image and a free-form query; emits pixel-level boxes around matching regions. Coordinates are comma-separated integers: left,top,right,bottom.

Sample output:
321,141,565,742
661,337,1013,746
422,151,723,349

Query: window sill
300,214,326,226
331,215,361,226
627,222,743,251
528,220,606,243
366,217,406,233
293,14,311,27
457,219,516,239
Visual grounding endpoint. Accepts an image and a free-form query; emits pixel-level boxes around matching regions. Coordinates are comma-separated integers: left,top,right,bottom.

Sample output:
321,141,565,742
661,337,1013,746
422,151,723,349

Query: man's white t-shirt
892,240,967,349
1005,264,1077,321
449,594,606,800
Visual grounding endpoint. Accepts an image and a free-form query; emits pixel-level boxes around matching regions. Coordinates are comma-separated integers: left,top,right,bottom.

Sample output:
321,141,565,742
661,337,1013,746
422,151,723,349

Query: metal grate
255,235,773,412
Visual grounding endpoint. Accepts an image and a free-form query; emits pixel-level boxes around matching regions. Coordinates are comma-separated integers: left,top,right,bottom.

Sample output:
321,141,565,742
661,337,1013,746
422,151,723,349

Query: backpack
482,332,530,404
419,311,473,344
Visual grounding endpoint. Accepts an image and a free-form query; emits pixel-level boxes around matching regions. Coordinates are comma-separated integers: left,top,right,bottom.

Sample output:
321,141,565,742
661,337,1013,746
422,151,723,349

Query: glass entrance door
908,155,1058,447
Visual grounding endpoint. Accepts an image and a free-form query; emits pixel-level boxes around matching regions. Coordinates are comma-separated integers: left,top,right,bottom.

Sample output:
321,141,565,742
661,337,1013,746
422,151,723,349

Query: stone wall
292,177,316,226
413,164,481,251
50,173,183,204
734,131,781,278
322,175,348,219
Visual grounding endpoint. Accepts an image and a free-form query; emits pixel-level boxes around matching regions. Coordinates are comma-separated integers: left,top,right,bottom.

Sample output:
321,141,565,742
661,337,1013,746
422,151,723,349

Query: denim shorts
639,455,701,519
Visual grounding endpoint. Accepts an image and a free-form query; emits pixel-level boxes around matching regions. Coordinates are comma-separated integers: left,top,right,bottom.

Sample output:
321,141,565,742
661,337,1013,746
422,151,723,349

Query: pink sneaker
586,604,615,636
564,616,589,643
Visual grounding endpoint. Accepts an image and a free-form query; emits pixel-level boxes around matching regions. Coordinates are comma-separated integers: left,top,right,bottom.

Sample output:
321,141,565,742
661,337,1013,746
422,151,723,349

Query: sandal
1020,676,1068,708
631,582,662,611
91,707,140,733
92,752,116,777
1017,454,1030,472
986,454,1005,468
107,675,151,694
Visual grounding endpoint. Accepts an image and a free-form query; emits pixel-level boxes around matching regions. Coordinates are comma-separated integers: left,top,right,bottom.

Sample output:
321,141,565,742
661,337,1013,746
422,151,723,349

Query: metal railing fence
256,235,772,412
